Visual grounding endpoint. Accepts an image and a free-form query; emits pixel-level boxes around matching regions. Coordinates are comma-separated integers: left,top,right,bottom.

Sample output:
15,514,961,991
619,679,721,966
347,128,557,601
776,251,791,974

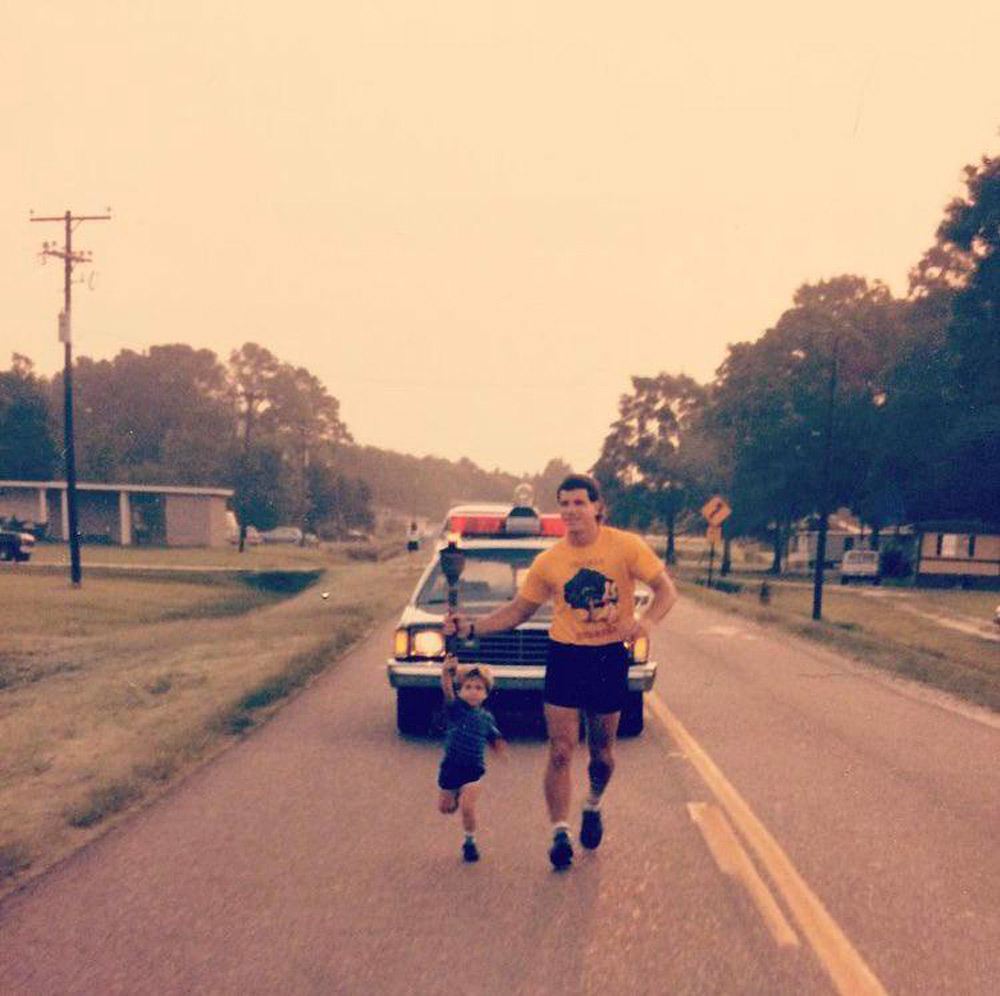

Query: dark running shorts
437,760,485,792
544,639,630,714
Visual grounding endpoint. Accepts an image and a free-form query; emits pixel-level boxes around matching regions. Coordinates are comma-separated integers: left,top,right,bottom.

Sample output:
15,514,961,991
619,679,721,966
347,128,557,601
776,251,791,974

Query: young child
437,658,506,862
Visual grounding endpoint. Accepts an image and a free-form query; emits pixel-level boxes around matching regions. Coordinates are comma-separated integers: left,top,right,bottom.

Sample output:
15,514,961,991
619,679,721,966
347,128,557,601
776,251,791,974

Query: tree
231,444,289,537
264,364,353,541
593,373,708,562
529,458,575,511
0,354,58,480
51,345,235,485
228,342,280,452
708,276,906,571
925,155,1000,520
302,462,372,537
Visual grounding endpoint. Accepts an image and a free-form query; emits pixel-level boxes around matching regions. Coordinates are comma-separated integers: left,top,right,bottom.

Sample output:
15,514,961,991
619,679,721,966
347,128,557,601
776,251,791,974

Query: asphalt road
1,596,998,995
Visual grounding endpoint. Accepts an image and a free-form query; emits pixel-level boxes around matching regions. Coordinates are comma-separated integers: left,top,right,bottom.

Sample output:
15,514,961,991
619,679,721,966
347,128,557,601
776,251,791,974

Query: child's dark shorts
438,760,485,792
544,639,630,714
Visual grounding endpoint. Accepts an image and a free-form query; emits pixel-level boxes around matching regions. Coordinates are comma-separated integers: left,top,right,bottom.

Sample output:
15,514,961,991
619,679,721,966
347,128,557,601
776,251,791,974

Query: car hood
397,604,551,628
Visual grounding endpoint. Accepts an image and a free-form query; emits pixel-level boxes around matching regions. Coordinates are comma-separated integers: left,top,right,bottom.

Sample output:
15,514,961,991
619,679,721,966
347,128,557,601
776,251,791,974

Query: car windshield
416,548,547,608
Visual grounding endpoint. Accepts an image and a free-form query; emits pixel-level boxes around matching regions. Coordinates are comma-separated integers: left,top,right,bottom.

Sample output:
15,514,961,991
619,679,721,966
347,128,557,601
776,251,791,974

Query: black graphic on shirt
564,568,620,625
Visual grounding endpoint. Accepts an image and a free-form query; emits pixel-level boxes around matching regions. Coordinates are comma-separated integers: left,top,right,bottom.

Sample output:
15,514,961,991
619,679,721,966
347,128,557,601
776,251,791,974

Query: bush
880,548,911,578
345,544,378,562
694,577,743,594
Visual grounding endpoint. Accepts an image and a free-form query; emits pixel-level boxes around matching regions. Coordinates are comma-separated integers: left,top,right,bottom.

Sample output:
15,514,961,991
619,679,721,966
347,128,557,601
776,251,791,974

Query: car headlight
628,634,649,664
394,628,446,660
412,629,446,659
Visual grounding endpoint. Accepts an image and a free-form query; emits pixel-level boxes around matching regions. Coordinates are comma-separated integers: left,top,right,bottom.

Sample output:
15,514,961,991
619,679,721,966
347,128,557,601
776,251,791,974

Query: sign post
701,496,732,588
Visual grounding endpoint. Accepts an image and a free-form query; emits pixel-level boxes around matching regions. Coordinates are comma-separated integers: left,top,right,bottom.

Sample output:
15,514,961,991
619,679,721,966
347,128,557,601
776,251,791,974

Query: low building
0,480,233,548
914,521,1000,588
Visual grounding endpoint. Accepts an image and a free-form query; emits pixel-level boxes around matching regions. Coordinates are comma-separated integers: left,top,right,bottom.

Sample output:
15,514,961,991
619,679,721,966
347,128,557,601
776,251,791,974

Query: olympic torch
439,536,465,656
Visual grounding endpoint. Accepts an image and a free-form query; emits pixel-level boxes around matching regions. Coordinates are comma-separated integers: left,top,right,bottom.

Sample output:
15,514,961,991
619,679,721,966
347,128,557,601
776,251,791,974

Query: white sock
553,821,571,838
464,832,476,843
584,795,602,812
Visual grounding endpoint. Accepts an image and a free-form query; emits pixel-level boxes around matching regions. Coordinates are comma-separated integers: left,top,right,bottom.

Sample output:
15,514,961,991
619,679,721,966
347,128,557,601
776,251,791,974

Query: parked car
0,529,34,562
259,526,304,544
840,549,881,584
387,502,657,737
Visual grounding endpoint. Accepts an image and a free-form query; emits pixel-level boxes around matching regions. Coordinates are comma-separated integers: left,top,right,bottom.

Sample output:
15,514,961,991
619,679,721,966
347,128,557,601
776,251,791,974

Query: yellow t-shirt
519,526,664,646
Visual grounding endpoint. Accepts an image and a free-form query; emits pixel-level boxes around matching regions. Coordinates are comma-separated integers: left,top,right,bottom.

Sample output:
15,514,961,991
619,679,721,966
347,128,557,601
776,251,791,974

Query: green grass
23,538,387,571
0,573,290,646
0,548,426,897
678,575,1000,710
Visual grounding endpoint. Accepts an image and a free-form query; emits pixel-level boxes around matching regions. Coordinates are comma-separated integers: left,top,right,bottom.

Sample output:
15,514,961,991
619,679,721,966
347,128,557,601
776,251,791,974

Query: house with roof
0,479,232,548
914,521,1000,588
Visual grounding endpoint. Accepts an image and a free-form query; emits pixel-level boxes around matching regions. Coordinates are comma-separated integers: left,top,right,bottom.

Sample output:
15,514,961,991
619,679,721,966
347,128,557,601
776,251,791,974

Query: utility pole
811,336,840,621
31,209,111,586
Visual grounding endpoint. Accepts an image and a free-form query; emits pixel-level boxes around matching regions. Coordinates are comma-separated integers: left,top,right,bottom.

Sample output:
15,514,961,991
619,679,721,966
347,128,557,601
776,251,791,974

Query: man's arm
621,570,678,641
444,594,541,639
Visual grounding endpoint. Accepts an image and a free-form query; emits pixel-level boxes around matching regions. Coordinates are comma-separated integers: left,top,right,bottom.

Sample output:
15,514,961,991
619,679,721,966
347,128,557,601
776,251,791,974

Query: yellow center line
648,691,889,996
687,801,800,948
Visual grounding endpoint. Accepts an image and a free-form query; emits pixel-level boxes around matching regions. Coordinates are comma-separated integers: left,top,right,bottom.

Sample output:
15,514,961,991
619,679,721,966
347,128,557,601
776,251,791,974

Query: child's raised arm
440,656,457,702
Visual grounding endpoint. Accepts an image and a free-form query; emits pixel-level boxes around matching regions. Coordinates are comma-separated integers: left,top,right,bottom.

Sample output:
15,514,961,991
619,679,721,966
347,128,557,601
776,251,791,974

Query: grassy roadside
677,576,1000,712
0,549,425,898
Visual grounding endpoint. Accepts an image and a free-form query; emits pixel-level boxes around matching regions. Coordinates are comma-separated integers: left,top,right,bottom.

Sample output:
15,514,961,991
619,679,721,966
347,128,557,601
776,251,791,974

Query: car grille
456,630,549,666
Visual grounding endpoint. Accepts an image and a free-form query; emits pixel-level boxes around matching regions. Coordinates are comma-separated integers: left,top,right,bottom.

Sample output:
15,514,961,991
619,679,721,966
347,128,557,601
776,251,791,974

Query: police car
386,502,658,737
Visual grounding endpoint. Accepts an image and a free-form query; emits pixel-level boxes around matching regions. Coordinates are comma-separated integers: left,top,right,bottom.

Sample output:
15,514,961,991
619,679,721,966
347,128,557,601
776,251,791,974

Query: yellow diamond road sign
701,495,732,527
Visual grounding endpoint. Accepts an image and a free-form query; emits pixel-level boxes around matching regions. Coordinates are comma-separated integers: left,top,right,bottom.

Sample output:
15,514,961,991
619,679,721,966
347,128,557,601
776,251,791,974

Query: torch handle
446,583,459,655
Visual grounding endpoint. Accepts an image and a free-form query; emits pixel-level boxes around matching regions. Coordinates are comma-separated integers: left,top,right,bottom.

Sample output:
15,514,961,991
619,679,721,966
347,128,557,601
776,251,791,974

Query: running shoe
580,809,603,850
462,839,480,863
549,829,573,870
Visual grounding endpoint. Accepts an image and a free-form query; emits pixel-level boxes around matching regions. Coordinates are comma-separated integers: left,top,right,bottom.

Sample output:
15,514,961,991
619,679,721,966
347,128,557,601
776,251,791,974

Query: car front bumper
387,659,658,692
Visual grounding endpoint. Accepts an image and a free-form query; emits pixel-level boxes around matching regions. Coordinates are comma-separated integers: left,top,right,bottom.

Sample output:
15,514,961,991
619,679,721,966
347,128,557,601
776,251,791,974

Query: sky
4,2,1000,478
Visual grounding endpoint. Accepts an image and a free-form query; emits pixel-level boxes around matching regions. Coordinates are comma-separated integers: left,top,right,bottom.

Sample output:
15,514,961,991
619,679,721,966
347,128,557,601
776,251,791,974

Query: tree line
594,148,1000,569
0,343,572,540
1,343,368,541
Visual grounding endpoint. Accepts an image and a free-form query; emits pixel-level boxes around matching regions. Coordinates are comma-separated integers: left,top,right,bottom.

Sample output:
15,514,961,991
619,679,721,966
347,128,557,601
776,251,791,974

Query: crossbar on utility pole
30,209,112,587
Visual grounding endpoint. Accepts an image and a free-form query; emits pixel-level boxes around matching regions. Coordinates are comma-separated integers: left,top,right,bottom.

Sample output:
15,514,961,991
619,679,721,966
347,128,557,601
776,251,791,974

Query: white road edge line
687,801,800,948
649,691,889,996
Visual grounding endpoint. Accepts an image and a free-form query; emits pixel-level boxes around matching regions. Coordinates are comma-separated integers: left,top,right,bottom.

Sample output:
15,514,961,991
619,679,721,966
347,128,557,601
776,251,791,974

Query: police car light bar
447,510,566,538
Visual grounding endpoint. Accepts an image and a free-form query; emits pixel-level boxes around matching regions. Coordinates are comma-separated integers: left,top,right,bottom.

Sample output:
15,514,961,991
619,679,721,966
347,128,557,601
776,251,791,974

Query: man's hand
619,616,650,644
443,612,473,638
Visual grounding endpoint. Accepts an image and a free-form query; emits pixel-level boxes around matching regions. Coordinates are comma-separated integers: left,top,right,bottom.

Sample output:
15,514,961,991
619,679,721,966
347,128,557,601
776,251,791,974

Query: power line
30,208,112,587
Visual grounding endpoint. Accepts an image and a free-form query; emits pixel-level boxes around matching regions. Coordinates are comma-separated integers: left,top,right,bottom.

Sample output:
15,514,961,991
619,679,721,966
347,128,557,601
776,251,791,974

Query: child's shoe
462,839,480,862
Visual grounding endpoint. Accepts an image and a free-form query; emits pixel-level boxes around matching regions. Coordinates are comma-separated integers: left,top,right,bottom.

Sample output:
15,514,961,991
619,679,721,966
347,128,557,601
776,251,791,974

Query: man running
446,473,678,869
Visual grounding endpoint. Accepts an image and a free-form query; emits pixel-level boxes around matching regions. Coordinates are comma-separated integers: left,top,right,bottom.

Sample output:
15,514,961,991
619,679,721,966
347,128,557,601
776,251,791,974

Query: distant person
445,473,677,869
437,659,506,862
406,520,420,552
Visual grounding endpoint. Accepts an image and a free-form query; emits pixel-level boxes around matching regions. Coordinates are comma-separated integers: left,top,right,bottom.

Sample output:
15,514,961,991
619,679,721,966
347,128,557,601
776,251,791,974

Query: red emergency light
447,510,566,538
448,514,506,535
539,515,566,536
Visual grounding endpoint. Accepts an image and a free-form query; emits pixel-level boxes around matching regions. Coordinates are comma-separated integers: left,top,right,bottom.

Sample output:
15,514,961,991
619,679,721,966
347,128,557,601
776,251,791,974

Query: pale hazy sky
4,2,1000,476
